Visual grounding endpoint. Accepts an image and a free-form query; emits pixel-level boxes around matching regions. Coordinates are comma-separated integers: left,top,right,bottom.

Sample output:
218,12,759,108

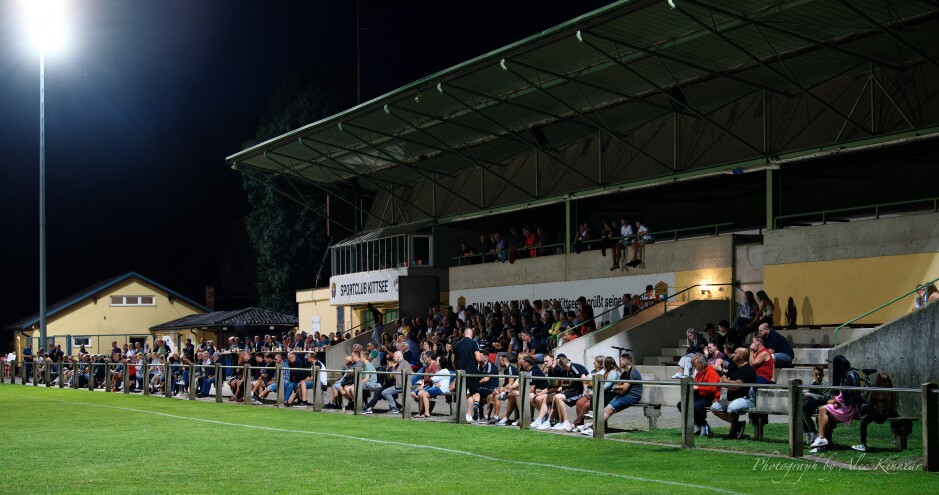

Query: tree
241,65,353,314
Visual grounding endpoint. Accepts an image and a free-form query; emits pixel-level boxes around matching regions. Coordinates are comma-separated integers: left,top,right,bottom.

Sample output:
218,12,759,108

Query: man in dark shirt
758,323,794,366
710,347,758,439
547,356,590,431
183,339,195,361
453,328,485,422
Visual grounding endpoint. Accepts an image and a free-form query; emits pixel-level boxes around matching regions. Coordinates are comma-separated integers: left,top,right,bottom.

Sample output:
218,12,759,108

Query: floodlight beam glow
22,0,69,53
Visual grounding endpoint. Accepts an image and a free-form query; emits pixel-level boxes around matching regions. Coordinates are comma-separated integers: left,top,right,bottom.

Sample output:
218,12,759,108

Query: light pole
23,0,67,351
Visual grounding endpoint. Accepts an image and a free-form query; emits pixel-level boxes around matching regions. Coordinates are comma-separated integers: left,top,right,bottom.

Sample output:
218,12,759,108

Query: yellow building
4,272,209,357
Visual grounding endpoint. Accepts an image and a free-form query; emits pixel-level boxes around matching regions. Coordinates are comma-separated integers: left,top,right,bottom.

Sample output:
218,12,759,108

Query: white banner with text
330,268,406,305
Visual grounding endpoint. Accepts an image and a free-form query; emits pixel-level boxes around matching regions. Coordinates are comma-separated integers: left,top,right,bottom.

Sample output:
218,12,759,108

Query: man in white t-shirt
626,219,653,267
610,216,634,271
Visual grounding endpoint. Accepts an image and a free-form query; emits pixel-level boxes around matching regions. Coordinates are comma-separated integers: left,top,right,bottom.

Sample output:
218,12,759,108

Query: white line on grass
31,396,749,495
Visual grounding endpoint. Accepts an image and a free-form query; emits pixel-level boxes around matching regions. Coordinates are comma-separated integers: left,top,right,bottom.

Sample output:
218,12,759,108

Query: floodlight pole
39,47,47,351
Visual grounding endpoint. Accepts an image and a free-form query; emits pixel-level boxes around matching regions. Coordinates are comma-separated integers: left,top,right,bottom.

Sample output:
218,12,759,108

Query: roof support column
565,199,572,254
765,168,774,232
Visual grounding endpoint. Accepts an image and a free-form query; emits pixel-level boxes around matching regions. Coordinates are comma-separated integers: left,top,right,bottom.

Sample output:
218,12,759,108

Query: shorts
424,386,446,398
478,387,498,397
562,389,584,406
267,383,278,392
710,397,749,415
608,394,640,412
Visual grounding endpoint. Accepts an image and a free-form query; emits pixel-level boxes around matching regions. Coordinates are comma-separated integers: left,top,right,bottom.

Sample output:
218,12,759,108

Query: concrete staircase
634,327,877,409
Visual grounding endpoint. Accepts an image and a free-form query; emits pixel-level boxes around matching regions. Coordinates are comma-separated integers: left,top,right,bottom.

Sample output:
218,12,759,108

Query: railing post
352,367,362,414
592,375,605,438
518,371,531,430
33,360,39,387
44,361,52,387
123,364,130,394
188,364,197,400
104,363,111,391
924,383,938,472
21,360,27,385
214,364,222,403
402,369,413,419
276,362,285,408
455,370,467,424
680,377,695,448
142,363,150,396
164,362,171,398
88,363,95,391
312,365,322,412
788,379,804,458
243,364,252,405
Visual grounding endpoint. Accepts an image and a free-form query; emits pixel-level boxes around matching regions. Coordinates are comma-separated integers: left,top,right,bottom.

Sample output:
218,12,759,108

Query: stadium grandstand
6,0,937,479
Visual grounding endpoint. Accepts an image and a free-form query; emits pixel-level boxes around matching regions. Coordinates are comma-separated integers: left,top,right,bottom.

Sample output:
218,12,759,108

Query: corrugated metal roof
228,0,938,224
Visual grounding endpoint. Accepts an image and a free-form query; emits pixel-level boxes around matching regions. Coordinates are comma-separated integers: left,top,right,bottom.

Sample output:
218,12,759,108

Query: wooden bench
747,410,916,451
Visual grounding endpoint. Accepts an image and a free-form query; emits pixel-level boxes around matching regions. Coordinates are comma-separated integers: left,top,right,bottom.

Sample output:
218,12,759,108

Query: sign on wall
451,272,676,319
329,268,406,305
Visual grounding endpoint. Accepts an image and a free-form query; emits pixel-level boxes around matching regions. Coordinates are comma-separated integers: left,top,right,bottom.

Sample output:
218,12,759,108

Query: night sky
0,1,610,326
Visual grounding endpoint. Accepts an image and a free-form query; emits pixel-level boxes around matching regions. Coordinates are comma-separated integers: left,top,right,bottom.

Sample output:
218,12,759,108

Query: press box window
73,337,91,348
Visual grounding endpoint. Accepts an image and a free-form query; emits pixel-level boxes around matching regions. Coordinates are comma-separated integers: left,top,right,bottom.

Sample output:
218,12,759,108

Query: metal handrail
774,196,939,229
553,283,739,346
452,222,734,264
833,276,939,346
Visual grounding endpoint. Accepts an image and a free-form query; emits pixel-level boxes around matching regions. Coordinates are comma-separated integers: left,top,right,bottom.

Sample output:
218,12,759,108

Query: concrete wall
296,288,339,337
449,234,734,291
835,301,939,416
764,213,939,325
553,304,668,365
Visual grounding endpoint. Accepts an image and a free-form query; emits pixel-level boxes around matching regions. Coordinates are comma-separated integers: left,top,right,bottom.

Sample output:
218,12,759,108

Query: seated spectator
412,352,451,418
572,356,612,430
581,353,642,436
810,355,861,452
745,290,775,337
598,218,614,257
491,353,518,425
709,347,756,438
914,283,939,310
758,322,794,367
520,355,549,427
639,285,659,308
625,219,653,267
610,216,634,270
531,355,562,430
254,353,282,404
748,335,775,384
674,328,706,379
734,291,759,336
282,352,304,406
704,342,725,371
364,351,409,414
472,352,500,423
479,234,493,262
492,233,508,262
460,241,478,264
717,320,738,350
677,355,720,436
704,323,724,350
356,350,383,409
295,356,327,406
852,372,898,452
572,222,592,254
801,364,829,444
545,356,590,431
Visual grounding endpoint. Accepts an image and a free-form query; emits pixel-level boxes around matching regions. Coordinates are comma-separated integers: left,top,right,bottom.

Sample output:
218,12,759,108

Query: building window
109,295,156,307
73,337,91,348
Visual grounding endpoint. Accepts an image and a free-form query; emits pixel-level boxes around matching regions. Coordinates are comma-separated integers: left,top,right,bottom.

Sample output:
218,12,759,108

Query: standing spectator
572,222,592,254
453,328,485,423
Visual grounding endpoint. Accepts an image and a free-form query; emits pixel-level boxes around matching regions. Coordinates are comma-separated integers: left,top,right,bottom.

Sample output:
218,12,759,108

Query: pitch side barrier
5,359,936,471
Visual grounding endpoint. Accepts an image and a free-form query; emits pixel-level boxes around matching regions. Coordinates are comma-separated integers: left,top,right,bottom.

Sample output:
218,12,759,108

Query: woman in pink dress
809,355,861,452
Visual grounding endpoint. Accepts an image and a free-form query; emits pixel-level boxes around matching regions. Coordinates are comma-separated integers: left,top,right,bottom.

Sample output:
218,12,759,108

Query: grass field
1,385,935,494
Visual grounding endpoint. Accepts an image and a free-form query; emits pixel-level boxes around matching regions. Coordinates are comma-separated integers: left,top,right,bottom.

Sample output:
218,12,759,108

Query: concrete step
774,367,816,384
642,356,677,366
660,347,686,357
793,347,830,366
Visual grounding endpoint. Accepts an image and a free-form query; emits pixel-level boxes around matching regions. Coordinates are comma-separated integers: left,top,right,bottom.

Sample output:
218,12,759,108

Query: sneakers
672,373,687,379
497,417,508,426
735,420,746,439
488,416,500,425
552,421,572,431
693,425,701,435
809,447,825,454
252,399,262,405
809,437,829,448
511,420,519,427
363,408,373,415
698,424,710,436
473,403,480,421
627,259,641,267
477,417,490,424
609,265,619,272
580,427,594,436
529,418,544,429
851,444,867,452
584,412,593,419
387,409,401,415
